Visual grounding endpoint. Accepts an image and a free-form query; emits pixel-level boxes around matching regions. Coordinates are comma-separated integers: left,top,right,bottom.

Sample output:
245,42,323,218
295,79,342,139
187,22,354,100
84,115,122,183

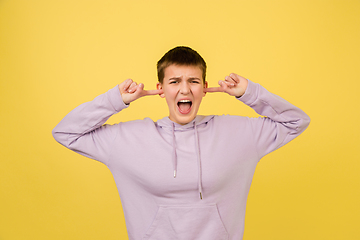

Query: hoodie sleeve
237,80,310,159
52,85,129,165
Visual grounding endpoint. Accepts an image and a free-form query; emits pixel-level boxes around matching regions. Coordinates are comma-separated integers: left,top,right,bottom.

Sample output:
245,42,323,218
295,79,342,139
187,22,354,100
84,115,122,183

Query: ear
203,81,208,97
156,82,165,98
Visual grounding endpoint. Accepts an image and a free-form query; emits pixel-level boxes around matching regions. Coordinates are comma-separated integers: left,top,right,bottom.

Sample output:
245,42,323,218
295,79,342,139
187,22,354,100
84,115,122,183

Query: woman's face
157,64,207,125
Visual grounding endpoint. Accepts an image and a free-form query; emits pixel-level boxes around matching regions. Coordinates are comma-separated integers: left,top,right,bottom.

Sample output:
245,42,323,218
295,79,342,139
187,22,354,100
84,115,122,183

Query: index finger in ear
144,89,164,96
203,87,224,93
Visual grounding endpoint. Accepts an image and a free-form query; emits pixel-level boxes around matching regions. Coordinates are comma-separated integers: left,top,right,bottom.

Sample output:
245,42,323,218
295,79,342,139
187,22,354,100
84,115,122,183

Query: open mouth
177,100,192,114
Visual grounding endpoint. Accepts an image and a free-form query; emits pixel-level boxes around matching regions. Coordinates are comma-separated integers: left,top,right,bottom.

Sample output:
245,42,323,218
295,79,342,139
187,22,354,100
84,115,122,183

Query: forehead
163,64,203,79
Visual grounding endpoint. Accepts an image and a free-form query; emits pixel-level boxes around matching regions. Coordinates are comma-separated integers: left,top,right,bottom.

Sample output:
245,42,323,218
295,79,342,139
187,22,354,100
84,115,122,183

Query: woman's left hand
204,73,248,98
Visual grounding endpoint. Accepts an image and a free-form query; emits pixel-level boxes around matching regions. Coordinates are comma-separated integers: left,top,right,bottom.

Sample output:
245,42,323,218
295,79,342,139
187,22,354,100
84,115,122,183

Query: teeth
178,100,191,103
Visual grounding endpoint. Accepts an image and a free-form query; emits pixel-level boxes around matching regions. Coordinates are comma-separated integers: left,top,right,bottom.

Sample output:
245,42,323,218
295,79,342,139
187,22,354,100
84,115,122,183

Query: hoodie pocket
143,204,229,240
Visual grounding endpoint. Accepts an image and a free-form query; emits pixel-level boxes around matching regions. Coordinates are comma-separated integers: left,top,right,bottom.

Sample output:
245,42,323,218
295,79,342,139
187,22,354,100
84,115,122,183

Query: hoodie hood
156,115,214,199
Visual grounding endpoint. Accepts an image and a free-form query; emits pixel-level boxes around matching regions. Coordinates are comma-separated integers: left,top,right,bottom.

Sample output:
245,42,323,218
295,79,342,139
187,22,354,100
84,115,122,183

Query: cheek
193,87,205,99
164,89,177,103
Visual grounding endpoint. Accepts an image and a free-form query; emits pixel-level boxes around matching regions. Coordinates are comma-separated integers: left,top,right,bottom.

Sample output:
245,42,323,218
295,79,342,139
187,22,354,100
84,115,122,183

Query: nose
179,81,190,95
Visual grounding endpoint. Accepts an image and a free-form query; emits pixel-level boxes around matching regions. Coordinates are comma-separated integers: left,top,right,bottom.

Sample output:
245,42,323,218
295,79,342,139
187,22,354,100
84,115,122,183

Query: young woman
53,46,310,239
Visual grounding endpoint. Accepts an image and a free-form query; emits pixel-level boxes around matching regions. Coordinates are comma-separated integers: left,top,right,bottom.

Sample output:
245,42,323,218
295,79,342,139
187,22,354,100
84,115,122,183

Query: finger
219,80,231,90
221,80,237,95
203,87,224,93
122,79,133,91
128,82,138,93
224,76,237,87
144,89,164,96
133,83,144,96
205,80,227,92
229,73,240,83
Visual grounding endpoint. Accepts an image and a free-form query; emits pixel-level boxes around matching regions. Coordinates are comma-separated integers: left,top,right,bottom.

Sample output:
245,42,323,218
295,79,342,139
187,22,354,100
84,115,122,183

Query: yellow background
1,0,359,239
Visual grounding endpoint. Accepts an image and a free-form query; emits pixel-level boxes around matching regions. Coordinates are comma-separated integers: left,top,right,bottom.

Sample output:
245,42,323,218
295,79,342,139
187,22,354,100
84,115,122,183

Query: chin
177,114,197,125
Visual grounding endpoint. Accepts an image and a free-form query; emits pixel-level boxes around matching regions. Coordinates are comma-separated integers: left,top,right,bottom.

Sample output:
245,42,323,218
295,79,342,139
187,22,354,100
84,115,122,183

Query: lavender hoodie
52,80,310,239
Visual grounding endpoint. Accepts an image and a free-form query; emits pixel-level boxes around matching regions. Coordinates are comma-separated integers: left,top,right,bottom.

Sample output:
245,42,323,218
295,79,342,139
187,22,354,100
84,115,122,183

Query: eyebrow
168,77,201,81
168,77,182,81
188,77,201,81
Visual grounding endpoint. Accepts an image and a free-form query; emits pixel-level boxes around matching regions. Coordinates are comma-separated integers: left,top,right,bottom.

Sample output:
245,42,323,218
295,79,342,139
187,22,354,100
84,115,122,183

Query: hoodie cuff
236,79,259,106
106,85,129,112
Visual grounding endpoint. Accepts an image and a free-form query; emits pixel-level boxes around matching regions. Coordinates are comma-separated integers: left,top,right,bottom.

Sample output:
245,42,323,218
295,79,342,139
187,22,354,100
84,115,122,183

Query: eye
191,80,200,84
169,80,178,84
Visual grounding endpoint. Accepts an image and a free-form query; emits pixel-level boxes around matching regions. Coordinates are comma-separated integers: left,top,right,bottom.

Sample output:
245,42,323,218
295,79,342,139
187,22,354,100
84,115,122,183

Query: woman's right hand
118,79,163,104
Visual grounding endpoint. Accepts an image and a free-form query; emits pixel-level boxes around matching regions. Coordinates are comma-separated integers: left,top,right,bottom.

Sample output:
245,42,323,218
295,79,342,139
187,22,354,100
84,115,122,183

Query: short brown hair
157,46,207,84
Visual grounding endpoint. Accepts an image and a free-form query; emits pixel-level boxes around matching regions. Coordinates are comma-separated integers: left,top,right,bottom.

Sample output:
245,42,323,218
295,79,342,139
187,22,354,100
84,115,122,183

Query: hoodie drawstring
171,121,203,200
172,123,177,178
194,122,203,199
